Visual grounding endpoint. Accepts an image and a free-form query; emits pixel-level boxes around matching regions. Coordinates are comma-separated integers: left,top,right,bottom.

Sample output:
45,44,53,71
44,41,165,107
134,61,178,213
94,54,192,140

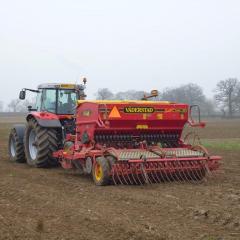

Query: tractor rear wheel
92,157,110,186
24,118,58,168
8,128,26,163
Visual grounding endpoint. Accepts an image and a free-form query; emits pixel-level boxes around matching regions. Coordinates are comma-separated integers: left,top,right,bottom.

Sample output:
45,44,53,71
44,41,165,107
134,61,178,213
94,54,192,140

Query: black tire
92,157,110,186
8,128,26,163
24,118,58,168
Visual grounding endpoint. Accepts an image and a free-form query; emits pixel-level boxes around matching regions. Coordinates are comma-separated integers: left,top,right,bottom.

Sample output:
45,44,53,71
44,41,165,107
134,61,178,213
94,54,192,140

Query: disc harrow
108,147,220,185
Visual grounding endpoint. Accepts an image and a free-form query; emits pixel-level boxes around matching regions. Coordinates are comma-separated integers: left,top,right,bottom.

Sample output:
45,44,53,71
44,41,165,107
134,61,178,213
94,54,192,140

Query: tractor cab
36,84,82,115
19,81,87,115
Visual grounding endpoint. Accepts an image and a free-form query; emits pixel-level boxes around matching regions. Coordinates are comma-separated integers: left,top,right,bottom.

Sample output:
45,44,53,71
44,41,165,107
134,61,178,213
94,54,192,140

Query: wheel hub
95,163,103,181
29,129,37,160
10,137,16,157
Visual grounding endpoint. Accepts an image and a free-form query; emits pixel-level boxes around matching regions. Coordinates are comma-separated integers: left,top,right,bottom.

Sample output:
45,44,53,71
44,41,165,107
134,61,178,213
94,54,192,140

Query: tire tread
24,118,59,168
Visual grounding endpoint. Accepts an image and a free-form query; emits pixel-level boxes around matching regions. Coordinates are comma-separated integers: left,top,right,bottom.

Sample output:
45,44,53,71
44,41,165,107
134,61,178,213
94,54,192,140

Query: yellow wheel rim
95,163,103,181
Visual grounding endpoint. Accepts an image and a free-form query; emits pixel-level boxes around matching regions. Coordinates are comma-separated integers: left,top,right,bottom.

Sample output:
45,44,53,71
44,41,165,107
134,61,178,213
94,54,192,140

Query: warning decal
109,106,121,118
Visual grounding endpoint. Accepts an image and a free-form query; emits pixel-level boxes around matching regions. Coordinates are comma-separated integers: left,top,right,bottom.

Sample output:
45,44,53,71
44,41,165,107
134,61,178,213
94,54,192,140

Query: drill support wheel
92,157,110,186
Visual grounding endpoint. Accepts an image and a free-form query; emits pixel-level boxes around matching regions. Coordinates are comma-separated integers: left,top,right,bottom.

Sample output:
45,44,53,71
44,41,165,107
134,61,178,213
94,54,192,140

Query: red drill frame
53,101,221,185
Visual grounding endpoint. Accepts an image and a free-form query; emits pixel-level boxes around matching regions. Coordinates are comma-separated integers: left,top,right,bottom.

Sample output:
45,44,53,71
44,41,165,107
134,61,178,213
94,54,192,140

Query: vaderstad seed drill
8,79,221,185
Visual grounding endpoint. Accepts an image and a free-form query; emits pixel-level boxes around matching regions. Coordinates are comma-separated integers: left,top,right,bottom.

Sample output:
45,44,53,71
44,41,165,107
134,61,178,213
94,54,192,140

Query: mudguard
36,118,62,128
27,112,62,128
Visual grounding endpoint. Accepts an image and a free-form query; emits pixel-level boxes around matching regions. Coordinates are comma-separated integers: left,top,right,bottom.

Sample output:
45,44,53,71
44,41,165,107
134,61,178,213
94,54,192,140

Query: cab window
41,89,57,113
57,89,77,114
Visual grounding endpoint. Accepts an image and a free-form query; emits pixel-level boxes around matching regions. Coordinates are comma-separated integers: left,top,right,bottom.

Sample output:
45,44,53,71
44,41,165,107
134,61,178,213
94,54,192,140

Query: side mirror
19,90,26,100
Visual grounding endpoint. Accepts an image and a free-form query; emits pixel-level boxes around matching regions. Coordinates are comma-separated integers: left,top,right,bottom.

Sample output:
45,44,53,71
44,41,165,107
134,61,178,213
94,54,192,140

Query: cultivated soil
0,117,239,240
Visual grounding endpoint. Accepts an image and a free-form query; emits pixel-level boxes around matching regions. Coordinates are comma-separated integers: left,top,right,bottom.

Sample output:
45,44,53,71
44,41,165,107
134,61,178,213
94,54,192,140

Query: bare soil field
0,117,239,240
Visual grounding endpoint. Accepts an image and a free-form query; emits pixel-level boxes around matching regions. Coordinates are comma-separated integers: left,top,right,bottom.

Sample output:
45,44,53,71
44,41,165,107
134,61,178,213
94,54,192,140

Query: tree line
1,78,240,117
95,78,240,117
0,99,33,113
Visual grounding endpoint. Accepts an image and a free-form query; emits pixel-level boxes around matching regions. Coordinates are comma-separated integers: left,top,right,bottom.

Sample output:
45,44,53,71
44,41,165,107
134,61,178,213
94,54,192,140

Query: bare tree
0,101,3,112
95,89,150,101
95,88,114,100
160,83,206,105
114,90,147,100
8,99,21,112
214,78,240,117
160,83,215,116
200,99,216,117
236,86,240,112
18,99,35,112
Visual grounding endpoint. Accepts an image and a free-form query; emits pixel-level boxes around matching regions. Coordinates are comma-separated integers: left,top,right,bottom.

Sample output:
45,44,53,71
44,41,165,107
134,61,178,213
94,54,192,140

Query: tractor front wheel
92,157,110,186
24,118,58,168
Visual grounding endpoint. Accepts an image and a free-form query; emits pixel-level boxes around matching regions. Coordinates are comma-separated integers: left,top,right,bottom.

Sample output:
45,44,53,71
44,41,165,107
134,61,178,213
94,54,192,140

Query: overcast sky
0,0,240,108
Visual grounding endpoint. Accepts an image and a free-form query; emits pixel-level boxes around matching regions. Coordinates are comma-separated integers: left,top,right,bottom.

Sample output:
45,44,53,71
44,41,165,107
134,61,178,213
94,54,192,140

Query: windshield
57,89,77,114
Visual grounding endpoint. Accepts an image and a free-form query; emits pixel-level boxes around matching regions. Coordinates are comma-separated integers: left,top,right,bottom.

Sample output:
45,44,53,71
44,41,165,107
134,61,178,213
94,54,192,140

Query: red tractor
8,80,86,168
8,81,221,185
